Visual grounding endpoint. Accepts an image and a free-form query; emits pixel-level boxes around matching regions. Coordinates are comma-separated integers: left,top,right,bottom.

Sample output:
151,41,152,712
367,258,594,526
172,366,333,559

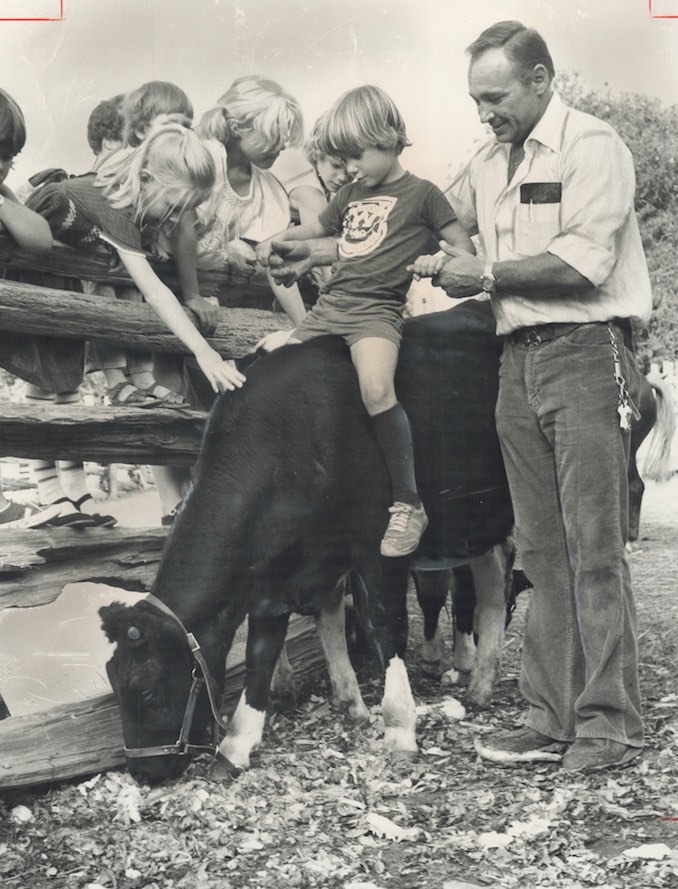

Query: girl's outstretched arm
169,212,219,335
118,251,246,393
0,185,53,254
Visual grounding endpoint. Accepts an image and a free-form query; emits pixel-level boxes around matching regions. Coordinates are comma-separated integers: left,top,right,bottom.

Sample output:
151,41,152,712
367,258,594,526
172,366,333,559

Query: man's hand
420,241,486,298
265,240,313,287
183,296,219,336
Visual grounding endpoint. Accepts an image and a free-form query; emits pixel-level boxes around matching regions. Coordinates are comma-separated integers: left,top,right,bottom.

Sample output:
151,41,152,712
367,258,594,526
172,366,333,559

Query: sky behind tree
2,0,678,187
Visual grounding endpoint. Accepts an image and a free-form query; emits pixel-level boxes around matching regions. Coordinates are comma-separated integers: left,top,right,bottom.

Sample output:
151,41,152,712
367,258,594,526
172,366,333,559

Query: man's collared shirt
447,92,652,334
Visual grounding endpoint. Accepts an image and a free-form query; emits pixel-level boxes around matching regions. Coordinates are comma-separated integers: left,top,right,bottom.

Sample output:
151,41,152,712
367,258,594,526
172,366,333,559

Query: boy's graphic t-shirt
319,171,456,302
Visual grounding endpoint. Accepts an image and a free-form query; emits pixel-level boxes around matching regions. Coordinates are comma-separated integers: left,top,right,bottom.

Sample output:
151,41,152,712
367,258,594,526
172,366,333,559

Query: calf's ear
99,601,134,643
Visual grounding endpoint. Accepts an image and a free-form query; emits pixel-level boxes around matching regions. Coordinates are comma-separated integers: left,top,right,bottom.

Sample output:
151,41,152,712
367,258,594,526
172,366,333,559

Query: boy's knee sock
370,403,420,507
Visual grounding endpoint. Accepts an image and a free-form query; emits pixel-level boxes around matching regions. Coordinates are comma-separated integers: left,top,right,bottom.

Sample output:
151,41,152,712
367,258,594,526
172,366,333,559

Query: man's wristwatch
480,261,496,295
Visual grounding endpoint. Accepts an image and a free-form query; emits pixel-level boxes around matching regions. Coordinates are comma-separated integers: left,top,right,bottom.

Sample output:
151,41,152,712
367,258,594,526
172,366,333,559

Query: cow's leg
466,542,512,707
412,569,449,676
315,584,370,723
450,564,477,682
214,613,290,774
357,555,417,755
269,643,297,712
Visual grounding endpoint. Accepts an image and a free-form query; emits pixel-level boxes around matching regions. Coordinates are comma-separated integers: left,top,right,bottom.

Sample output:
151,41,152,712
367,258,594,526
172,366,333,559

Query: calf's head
100,600,213,784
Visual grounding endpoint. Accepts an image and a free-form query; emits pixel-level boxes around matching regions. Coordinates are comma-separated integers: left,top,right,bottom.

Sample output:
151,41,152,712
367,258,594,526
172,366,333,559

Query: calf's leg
412,568,449,676
466,541,513,707
215,613,290,774
315,585,370,723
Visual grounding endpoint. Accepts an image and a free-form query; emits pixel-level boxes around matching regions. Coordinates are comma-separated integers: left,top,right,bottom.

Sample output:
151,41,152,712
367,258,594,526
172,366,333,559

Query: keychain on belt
608,324,640,431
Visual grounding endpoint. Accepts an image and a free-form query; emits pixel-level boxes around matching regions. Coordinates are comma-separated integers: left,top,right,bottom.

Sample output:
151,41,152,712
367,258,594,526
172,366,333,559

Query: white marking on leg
421,625,445,675
467,543,508,706
382,655,417,752
218,691,266,770
453,631,476,674
315,589,369,723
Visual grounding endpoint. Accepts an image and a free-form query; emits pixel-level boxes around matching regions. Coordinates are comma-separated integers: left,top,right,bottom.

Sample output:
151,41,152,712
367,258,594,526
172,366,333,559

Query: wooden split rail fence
0,238,324,789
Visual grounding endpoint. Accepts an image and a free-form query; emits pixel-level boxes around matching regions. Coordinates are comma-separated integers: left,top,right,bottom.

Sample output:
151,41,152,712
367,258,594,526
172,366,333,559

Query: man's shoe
475,726,567,765
561,738,642,773
380,501,428,557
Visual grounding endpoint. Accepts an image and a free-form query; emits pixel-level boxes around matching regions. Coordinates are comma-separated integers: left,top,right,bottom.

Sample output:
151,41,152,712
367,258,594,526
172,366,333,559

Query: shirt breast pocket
514,182,562,256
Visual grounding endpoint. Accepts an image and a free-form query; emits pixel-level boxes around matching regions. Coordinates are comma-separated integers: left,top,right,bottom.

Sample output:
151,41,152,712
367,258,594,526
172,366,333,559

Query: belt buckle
525,329,542,346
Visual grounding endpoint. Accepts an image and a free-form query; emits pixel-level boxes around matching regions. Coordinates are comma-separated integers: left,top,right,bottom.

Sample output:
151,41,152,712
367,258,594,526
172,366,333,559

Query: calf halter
122,593,231,763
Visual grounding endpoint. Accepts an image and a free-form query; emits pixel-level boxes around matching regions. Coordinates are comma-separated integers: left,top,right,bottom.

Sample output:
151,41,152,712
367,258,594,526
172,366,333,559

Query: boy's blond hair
303,113,331,166
321,85,410,158
198,75,303,154
96,124,215,228
123,81,193,148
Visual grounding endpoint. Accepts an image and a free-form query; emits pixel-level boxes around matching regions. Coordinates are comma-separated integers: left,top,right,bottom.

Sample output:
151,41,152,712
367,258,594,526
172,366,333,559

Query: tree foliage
557,73,678,363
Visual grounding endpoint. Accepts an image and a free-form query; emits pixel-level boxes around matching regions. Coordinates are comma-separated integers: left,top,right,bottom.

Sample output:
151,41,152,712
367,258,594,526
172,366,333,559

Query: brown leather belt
509,318,632,348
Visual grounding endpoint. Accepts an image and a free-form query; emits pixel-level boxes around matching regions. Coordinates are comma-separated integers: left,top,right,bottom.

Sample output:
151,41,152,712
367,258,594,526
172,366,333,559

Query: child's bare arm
118,251,245,393
169,211,219,335
256,218,330,267
408,220,476,280
0,186,53,254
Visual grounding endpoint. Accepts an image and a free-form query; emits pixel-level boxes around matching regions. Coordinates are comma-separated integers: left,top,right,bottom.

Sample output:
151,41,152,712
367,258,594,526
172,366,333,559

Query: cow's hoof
388,747,419,764
421,658,444,679
346,701,370,725
441,668,470,687
467,681,493,709
269,690,298,714
209,751,244,781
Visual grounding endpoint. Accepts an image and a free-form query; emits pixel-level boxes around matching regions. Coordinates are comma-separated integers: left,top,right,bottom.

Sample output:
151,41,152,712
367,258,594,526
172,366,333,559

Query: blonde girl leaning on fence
171,75,307,325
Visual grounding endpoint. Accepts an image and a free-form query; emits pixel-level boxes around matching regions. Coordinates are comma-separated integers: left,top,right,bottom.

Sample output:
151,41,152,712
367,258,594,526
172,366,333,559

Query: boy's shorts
294,291,404,347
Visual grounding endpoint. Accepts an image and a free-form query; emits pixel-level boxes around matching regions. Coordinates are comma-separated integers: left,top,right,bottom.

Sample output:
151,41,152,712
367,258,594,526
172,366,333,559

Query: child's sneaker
0,500,61,530
380,501,428,557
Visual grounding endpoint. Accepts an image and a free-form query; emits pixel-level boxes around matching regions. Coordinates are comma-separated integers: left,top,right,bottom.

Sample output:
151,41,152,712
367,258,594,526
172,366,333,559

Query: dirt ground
0,478,677,889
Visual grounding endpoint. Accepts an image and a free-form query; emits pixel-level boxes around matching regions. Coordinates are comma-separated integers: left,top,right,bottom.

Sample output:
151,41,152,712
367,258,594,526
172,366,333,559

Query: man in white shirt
423,21,651,772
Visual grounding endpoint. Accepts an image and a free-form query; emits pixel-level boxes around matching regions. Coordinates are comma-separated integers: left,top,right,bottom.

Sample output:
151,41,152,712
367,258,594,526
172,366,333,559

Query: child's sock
30,459,63,505
370,403,420,506
56,460,90,505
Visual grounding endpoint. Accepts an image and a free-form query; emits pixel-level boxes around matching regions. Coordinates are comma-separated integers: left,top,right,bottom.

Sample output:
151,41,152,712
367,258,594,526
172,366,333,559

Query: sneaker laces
386,503,415,534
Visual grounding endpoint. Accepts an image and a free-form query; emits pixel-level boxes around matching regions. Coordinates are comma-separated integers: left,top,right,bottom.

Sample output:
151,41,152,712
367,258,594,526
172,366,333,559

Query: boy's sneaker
380,501,428,557
0,500,61,530
475,726,567,765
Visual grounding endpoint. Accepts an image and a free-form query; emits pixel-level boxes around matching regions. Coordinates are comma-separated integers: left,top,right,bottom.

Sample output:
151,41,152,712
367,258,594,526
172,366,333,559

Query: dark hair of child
87,95,125,154
0,88,26,158
123,81,193,147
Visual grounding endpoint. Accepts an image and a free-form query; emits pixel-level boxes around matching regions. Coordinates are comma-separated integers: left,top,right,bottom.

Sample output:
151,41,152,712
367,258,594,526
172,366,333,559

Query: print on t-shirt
338,196,397,258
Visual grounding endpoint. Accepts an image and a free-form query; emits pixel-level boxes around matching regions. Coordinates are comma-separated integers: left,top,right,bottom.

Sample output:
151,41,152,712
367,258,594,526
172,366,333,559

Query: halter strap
122,593,232,765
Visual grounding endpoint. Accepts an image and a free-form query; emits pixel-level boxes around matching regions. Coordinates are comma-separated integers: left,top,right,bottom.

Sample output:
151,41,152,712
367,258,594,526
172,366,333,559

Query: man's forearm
493,252,592,294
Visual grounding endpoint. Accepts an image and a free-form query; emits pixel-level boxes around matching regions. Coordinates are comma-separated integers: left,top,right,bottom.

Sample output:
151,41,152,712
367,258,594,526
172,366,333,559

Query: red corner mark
0,0,63,21
650,0,678,17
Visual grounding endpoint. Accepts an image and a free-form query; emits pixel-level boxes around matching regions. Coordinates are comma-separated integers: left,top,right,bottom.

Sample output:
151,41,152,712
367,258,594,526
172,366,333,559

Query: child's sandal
107,382,157,406
45,497,98,529
73,494,118,528
143,384,190,408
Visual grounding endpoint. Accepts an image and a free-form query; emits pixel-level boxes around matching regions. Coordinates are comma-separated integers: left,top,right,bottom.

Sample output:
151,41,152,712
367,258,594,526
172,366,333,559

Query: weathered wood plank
0,279,290,357
0,401,206,464
0,237,253,304
0,615,325,789
0,527,168,610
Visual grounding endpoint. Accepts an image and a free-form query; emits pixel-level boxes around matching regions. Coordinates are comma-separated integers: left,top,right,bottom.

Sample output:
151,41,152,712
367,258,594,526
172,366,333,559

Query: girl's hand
224,243,256,280
183,296,219,336
195,347,246,393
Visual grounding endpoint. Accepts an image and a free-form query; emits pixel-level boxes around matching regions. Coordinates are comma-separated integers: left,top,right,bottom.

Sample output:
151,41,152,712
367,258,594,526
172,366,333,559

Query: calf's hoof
209,751,244,782
269,689,298,714
441,668,470,687
421,658,443,679
467,678,493,709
